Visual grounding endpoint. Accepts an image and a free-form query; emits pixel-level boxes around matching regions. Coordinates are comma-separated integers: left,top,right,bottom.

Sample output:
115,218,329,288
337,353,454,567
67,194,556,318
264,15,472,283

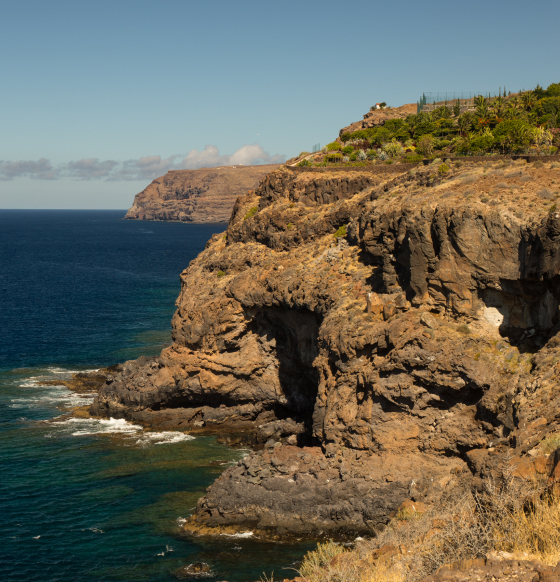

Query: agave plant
357,150,367,161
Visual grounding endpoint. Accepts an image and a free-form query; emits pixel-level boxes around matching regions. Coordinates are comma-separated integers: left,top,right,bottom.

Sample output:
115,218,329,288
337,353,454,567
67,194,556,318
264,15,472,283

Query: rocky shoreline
86,159,560,544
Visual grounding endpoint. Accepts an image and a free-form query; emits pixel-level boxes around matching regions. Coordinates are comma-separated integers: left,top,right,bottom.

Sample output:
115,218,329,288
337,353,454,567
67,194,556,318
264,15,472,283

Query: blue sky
1,0,559,208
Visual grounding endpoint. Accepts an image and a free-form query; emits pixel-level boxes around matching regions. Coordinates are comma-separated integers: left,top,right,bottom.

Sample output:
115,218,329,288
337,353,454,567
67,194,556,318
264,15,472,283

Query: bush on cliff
326,142,342,151
244,206,258,219
333,225,347,240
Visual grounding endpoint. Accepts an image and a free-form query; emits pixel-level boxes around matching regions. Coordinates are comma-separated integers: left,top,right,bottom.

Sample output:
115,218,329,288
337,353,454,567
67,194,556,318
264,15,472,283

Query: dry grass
540,434,560,454
298,465,560,582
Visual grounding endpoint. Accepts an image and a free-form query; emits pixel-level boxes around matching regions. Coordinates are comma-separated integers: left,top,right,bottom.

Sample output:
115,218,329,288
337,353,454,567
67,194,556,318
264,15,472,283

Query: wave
50,418,195,447
11,386,94,409
46,367,100,374
53,417,143,436
136,431,195,446
220,531,254,538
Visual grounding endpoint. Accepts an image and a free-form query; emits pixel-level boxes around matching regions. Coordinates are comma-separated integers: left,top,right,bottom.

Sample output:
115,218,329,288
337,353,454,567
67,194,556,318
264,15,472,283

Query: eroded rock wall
124,164,281,223
92,161,560,537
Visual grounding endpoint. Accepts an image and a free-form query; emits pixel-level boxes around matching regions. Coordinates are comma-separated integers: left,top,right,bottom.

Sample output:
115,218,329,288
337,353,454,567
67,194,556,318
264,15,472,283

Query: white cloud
0,145,286,182
110,155,180,181
181,143,285,169
0,158,57,181
64,158,118,180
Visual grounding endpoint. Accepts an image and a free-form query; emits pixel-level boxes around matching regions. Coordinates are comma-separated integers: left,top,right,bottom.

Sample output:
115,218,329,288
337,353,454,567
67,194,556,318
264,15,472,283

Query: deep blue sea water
0,210,312,582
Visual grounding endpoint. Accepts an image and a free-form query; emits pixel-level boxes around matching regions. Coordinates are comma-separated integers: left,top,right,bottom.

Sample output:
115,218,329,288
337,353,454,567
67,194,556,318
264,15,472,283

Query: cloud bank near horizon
0,144,286,182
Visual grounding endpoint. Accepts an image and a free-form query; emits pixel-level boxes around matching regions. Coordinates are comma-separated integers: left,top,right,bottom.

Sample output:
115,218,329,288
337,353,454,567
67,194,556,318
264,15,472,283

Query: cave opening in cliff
249,308,321,423
480,278,560,348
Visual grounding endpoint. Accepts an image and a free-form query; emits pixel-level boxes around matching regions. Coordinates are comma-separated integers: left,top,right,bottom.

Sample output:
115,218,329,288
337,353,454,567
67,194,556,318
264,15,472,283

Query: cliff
124,164,281,223
92,158,560,539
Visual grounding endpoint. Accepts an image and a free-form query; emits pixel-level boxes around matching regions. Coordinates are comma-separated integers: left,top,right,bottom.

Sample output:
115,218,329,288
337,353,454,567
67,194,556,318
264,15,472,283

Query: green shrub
383,138,403,157
438,163,450,174
469,130,495,153
325,153,343,162
217,270,226,278
406,154,423,163
349,152,358,161
326,142,342,151
342,145,353,154
286,222,294,230
333,225,347,240
297,159,312,167
457,324,472,335
244,206,258,220
417,134,435,157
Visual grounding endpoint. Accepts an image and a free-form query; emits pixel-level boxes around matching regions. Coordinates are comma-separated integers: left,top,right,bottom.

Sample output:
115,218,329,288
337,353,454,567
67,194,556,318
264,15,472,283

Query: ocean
0,210,312,582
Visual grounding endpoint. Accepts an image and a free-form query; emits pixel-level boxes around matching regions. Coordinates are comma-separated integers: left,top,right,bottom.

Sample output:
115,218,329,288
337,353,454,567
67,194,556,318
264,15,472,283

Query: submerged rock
174,562,212,579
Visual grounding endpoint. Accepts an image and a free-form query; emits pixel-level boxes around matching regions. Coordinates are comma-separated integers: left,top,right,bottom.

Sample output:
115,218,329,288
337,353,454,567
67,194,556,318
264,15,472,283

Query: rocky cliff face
124,164,281,223
339,103,417,137
92,159,560,538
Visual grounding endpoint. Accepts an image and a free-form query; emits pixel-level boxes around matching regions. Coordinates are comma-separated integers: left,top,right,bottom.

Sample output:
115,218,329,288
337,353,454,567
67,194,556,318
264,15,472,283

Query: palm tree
475,102,490,119
474,95,486,108
521,91,537,111
510,96,522,110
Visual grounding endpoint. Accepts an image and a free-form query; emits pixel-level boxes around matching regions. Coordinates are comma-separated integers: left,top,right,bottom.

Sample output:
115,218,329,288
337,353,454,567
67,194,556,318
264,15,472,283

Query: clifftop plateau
92,157,560,541
124,164,281,223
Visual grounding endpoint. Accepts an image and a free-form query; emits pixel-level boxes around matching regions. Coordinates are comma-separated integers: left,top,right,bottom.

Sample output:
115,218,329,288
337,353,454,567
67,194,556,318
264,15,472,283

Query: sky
1,0,559,209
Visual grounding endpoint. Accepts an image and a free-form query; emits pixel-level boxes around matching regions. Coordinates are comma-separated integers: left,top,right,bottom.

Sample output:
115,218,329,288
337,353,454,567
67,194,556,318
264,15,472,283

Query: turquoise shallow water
0,211,312,582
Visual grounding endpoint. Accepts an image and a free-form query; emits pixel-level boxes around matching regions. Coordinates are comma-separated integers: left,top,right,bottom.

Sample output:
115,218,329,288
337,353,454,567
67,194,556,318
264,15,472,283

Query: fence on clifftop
417,91,510,113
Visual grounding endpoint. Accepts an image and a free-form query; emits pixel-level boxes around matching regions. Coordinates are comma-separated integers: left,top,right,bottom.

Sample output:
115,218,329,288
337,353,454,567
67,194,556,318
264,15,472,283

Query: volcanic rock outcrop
339,103,418,137
124,164,281,223
92,159,560,538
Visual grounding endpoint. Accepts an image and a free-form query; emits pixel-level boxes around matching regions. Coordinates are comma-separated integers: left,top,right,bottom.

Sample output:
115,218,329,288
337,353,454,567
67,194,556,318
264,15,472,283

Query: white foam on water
136,431,195,446
176,517,187,526
19,381,42,388
53,417,143,436
10,387,94,409
220,531,254,538
46,367,100,374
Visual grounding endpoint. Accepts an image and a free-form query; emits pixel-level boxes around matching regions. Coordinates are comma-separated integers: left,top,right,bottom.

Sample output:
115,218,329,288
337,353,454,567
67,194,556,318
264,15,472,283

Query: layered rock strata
92,159,560,538
124,164,281,223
